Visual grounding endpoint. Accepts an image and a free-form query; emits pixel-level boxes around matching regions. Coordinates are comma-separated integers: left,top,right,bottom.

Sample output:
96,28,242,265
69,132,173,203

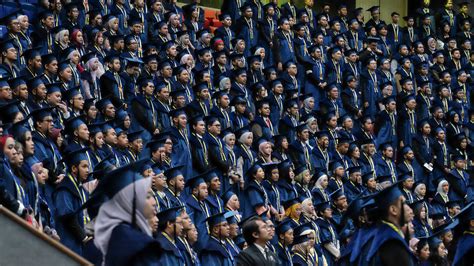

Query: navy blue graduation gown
360,70,381,118
106,223,162,266
206,193,225,215
276,180,298,203
234,17,258,56
177,237,200,266
277,242,293,266
242,180,269,219
375,110,397,149
366,222,414,265
168,127,192,181
53,175,88,255
189,133,210,176
186,195,210,252
453,231,474,266
164,188,185,208
343,181,363,204
273,30,296,65
199,236,234,266
156,232,185,266
446,169,469,202
263,180,282,213
316,218,339,266
288,140,312,171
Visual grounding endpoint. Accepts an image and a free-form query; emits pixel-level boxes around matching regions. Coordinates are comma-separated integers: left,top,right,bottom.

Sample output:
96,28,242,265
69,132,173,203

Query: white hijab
94,177,152,257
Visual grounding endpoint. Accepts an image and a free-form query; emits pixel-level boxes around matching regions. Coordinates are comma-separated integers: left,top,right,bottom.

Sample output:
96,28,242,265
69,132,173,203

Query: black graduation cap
21,47,41,61
239,2,252,12
64,1,84,12
185,174,206,189
347,166,362,175
61,147,90,168
30,106,54,122
206,212,228,228
0,100,21,123
282,197,300,209
127,130,143,142
157,206,184,224
362,171,375,184
164,165,184,180
234,125,250,139
367,6,380,13
0,9,21,25
45,82,63,95
245,163,263,179
58,59,72,72
0,38,17,51
315,201,332,213
41,53,57,65
330,188,346,201
8,75,27,89
373,180,404,210
5,117,29,137
64,115,87,135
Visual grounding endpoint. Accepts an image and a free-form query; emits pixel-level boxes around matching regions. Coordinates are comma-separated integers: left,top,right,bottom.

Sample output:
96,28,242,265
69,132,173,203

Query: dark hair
242,216,263,245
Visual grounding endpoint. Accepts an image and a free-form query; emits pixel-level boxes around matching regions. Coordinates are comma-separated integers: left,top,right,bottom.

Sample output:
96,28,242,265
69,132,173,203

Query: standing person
53,148,91,255
236,216,278,265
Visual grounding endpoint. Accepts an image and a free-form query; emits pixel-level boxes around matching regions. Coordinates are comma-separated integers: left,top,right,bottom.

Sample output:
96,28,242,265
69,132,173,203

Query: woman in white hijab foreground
93,160,161,266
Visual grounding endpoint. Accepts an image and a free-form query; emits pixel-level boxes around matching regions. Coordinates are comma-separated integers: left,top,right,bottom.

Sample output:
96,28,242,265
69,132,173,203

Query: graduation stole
245,18,254,40
67,174,90,225
382,220,404,238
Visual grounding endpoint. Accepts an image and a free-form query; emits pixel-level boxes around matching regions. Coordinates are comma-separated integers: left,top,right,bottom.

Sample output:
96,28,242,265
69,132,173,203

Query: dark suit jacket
236,244,278,266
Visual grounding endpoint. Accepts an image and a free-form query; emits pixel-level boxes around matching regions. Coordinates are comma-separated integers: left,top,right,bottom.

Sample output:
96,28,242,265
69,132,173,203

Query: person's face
209,177,221,192
3,137,16,159
105,128,117,145
266,220,275,238
42,15,55,28
104,104,116,118
75,124,90,142
225,134,235,147
255,167,265,180
144,188,157,220
255,220,271,241
329,88,339,99
282,229,294,245
437,131,446,142
229,223,239,237
208,121,221,135
419,244,430,260
298,129,309,141
76,160,90,181
4,47,18,61
438,243,448,258
116,133,129,148
19,16,29,30
327,116,337,128
45,60,58,74
383,147,394,159
197,182,208,199
351,171,361,183
60,67,73,81
193,120,206,135
157,88,170,101
320,136,330,149
228,194,240,210
93,132,104,148
322,207,333,219
260,104,271,116
262,143,272,155
0,85,12,100
46,91,62,106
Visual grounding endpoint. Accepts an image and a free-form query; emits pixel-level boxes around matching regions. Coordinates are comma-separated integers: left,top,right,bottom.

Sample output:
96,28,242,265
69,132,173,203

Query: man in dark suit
236,216,278,266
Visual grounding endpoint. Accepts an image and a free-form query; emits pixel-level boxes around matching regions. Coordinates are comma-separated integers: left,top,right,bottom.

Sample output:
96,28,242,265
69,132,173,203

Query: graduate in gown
156,206,186,265
200,213,235,266
185,175,211,252
53,148,90,255
92,160,163,265
366,182,415,265
242,163,270,219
